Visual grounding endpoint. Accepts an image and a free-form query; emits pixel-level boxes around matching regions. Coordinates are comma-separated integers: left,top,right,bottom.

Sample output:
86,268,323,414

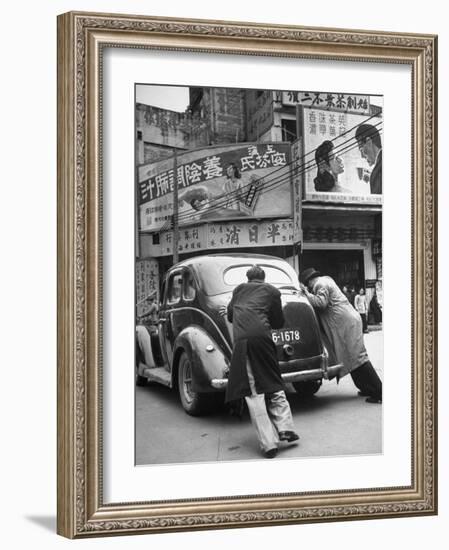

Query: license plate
271,329,301,345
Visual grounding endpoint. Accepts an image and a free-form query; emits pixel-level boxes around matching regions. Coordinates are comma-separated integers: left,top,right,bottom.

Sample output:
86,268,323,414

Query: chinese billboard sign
138,142,292,232
207,219,295,250
299,106,383,204
136,259,159,318
152,219,295,257
280,91,370,115
290,138,303,244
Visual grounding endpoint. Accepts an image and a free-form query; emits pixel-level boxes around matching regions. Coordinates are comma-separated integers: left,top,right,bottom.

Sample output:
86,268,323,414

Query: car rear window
193,258,300,296
223,265,293,287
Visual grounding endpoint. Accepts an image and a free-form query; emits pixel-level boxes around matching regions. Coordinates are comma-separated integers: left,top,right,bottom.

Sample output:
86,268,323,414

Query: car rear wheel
135,362,147,387
178,351,214,416
136,373,147,387
293,380,322,398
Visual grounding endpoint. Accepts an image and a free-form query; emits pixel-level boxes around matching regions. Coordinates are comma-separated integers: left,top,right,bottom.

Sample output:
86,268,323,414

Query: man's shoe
366,396,382,404
264,448,278,459
279,431,300,442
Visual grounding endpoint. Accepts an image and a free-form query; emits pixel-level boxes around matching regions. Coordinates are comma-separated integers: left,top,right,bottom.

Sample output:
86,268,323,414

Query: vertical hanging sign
291,136,303,245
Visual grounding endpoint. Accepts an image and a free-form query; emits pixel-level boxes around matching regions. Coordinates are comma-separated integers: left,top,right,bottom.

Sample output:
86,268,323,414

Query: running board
143,367,172,387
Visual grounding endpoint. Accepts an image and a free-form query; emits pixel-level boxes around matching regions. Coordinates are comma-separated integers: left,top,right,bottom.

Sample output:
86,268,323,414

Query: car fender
173,326,230,393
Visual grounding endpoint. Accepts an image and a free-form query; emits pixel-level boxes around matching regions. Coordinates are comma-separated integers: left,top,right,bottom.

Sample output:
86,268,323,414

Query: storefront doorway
301,249,365,291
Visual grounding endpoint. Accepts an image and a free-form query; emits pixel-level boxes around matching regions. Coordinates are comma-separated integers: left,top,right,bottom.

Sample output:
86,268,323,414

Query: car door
158,269,183,369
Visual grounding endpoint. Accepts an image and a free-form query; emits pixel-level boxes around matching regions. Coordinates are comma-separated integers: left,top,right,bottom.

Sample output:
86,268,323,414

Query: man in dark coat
355,123,382,195
225,265,299,458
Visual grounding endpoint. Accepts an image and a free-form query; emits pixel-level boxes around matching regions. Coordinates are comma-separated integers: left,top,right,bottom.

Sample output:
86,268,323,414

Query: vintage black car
136,253,342,415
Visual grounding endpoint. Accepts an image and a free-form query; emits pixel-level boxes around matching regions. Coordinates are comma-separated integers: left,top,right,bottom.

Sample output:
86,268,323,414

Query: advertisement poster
138,142,292,231
135,259,159,318
299,105,383,204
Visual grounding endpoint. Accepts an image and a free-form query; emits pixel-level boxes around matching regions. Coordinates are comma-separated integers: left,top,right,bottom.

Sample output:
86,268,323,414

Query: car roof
166,253,299,295
170,253,288,270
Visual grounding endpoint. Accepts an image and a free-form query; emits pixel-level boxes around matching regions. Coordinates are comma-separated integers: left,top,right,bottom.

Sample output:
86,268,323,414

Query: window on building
281,119,297,142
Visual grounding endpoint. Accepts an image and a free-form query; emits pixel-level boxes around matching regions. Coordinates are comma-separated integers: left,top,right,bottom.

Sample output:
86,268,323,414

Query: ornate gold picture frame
57,11,437,538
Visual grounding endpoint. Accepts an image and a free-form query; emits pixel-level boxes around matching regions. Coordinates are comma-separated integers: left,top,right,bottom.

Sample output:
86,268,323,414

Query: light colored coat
354,294,368,314
304,276,368,377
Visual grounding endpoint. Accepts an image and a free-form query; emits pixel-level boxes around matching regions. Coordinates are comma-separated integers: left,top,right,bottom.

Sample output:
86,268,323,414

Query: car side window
160,281,166,305
167,272,182,304
183,270,196,301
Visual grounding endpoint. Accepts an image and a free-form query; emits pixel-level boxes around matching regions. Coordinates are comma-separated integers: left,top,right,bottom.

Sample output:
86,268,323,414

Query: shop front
301,247,365,291
301,208,382,318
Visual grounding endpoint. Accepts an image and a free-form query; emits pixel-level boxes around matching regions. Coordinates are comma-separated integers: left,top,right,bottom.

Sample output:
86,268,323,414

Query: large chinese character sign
138,142,291,232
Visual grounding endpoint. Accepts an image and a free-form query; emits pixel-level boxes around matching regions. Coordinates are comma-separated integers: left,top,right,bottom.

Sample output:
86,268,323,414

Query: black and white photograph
135,84,384,465
2,0,443,545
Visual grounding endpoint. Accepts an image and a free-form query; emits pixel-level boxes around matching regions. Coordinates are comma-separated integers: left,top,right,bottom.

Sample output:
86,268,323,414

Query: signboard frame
57,11,437,539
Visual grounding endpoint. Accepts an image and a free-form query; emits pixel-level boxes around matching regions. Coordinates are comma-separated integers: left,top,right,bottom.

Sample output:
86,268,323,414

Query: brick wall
211,88,247,144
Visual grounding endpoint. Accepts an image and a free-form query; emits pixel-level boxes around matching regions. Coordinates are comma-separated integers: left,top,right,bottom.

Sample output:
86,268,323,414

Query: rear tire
293,380,322,398
136,373,147,387
178,351,215,416
135,363,147,387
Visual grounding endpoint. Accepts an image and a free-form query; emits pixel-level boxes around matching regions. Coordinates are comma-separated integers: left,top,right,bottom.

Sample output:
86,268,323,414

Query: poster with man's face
299,105,383,204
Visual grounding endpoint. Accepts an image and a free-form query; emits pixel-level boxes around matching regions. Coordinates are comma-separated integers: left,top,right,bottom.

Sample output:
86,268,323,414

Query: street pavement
135,329,383,465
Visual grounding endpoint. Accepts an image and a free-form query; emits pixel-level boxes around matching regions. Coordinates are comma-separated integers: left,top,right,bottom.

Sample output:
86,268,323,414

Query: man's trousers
244,360,295,453
350,360,382,400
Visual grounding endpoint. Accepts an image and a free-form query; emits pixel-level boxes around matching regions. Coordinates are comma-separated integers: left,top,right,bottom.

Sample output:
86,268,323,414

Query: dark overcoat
225,280,285,402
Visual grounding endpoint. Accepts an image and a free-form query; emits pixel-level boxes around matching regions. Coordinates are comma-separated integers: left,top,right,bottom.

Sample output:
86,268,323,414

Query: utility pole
172,149,179,264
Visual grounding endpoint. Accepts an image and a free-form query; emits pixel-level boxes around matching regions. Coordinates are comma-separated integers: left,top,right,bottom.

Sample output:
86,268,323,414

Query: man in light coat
299,268,382,403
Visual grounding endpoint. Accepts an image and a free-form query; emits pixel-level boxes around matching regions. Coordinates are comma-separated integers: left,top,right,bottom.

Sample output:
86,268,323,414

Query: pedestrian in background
299,268,382,404
369,291,383,325
225,265,300,458
348,285,356,307
354,288,369,333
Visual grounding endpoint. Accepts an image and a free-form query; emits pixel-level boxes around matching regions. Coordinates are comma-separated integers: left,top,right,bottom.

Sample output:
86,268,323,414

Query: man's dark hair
355,123,382,149
246,265,265,281
314,140,335,191
315,140,334,166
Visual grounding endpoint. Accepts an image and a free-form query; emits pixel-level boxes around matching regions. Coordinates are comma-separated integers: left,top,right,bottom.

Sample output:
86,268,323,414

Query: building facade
243,88,383,305
136,86,383,317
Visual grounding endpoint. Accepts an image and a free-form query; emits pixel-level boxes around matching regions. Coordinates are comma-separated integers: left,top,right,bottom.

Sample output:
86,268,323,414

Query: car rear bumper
210,360,344,389
325,363,344,380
